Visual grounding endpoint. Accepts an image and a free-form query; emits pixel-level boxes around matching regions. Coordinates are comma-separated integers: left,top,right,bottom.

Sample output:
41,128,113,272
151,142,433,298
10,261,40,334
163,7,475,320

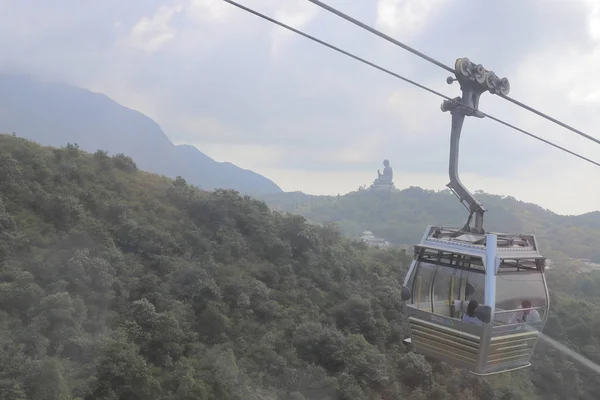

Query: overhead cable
308,0,454,74
307,0,600,147
222,0,600,168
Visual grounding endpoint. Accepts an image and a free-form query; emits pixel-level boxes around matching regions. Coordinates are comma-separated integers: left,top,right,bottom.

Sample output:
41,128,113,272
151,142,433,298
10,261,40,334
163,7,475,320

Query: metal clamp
441,58,510,234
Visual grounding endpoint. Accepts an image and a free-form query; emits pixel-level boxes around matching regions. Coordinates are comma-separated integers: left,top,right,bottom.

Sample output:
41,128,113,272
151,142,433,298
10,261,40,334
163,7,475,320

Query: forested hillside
258,188,600,264
0,134,598,399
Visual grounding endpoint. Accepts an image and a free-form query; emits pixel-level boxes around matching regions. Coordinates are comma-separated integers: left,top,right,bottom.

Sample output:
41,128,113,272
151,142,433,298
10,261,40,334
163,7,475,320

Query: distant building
360,230,391,248
568,257,600,273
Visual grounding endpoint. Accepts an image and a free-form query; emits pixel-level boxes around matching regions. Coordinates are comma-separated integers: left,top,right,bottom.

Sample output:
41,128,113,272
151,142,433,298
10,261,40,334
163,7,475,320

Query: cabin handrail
494,307,544,314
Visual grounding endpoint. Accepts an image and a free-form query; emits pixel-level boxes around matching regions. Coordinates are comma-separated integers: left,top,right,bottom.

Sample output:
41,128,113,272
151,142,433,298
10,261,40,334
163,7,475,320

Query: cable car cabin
400,225,549,376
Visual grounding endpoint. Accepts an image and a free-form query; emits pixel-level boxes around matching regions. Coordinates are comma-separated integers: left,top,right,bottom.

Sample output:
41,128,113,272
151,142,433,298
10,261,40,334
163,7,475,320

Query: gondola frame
401,225,550,375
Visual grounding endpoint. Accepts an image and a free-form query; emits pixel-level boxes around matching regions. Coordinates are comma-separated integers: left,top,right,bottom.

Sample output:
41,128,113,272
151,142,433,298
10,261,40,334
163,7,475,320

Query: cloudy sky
1,0,599,215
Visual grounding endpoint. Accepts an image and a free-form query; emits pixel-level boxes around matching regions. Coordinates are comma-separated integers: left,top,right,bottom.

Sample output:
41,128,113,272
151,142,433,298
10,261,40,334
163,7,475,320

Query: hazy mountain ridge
257,187,600,263
0,74,282,194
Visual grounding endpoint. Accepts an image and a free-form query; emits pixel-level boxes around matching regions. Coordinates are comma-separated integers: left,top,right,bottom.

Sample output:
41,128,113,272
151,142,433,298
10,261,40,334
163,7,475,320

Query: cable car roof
414,225,544,261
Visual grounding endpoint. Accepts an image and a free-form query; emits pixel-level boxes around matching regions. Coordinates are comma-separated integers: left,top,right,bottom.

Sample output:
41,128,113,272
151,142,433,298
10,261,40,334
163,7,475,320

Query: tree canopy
0,134,598,399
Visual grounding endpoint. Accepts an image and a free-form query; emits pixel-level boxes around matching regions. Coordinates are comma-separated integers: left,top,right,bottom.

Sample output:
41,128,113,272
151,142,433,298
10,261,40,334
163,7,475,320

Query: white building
360,230,391,248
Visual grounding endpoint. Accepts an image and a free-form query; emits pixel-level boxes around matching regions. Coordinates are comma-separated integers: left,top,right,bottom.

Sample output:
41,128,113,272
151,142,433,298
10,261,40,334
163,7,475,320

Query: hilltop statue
370,159,396,191
377,159,393,183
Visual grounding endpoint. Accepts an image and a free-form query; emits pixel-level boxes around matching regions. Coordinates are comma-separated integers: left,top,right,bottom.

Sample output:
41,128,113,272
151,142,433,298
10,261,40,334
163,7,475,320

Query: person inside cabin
508,299,541,324
462,300,483,326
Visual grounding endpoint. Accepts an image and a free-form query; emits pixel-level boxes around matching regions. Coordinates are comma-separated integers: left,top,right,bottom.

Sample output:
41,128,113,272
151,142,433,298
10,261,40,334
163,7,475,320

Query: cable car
400,227,549,375
400,58,550,375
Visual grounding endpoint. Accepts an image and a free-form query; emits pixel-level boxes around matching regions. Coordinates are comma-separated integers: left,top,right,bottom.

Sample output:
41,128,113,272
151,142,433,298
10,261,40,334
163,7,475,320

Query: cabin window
408,258,485,318
464,270,485,304
494,267,547,323
410,262,436,311
432,265,461,315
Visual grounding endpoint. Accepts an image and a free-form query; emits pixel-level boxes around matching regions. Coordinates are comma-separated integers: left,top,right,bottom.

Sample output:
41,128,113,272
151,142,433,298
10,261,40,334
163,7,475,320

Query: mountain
0,74,282,195
0,134,599,399
257,187,600,264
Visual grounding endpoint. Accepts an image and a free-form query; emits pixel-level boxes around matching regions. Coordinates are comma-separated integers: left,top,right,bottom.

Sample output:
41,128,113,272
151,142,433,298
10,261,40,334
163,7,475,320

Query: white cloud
187,0,233,23
376,0,447,37
488,7,600,164
386,85,447,138
270,0,320,59
334,147,377,164
125,4,183,54
585,0,600,41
